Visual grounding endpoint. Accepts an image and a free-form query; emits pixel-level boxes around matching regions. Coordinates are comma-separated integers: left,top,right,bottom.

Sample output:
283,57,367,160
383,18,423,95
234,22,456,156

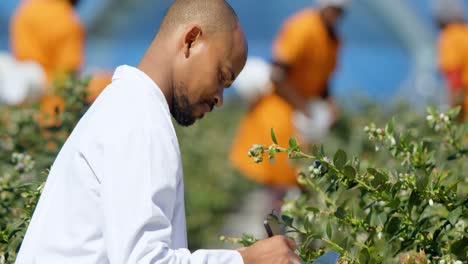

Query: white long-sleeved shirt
15,65,244,264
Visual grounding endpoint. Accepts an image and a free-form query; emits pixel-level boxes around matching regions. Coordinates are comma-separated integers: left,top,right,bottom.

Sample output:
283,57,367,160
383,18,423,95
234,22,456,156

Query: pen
263,219,274,237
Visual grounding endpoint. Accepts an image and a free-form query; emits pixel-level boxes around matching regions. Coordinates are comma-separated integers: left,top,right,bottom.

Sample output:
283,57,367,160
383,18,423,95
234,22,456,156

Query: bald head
159,0,239,36
139,0,247,127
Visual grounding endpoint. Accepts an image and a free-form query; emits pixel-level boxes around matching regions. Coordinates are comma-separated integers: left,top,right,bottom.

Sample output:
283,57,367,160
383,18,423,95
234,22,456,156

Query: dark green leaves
343,165,356,179
270,128,278,144
281,214,294,227
333,149,347,169
446,206,462,226
288,137,299,150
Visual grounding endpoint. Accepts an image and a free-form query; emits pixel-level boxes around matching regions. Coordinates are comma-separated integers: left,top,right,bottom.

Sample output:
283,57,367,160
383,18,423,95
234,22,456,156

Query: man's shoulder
72,79,175,147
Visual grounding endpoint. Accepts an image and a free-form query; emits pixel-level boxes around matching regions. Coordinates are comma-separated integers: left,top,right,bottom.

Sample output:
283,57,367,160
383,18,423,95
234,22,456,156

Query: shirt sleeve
273,10,313,65
83,117,243,264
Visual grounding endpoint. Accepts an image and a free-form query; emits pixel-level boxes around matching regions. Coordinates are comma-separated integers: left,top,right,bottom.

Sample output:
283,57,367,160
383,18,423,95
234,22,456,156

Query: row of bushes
240,105,467,263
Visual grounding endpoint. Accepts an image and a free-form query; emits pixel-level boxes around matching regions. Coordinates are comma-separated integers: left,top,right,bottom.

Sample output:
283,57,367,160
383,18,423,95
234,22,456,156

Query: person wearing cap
434,0,468,121
230,0,348,213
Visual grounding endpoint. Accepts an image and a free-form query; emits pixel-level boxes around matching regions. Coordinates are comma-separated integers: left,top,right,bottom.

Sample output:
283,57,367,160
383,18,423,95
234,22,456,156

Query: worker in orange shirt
10,0,84,84
230,0,348,214
434,0,468,121
10,0,111,129
10,0,84,128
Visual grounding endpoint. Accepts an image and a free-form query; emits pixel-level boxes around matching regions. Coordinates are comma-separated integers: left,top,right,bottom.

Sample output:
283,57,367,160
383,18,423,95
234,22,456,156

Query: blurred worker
10,0,84,84
434,0,468,121
10,0,111,128
231,0,348,213
10,0,84,127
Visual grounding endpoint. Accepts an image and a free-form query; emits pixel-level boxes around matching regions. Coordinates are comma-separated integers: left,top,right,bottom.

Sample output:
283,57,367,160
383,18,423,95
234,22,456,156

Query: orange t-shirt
10,0,85,83
438,23,468,120
438,23,468,88
273,9,339,98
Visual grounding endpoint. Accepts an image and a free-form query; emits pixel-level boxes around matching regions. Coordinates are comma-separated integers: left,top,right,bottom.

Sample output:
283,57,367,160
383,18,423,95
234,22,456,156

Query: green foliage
248,107,467,263
0,75,90,263
175,103,252,249
220,233,259,247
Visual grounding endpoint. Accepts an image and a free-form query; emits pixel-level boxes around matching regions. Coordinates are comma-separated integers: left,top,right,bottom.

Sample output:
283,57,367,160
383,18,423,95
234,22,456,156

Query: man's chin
173,114,198,127
175,118,196,127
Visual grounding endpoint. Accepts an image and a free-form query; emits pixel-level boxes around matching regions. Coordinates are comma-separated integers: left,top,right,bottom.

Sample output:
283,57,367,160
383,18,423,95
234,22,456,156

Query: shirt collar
112,65,170,114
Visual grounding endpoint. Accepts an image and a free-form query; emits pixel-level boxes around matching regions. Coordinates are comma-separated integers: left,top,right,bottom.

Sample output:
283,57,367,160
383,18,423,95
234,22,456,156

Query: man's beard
171,93,197,126
170,84,215,127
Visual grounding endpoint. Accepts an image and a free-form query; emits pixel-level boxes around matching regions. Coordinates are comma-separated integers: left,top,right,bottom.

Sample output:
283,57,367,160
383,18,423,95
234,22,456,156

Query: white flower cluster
11,152,35,172
439,256,463,264
248,144,266,163
364,123,396,152
426,112,451,132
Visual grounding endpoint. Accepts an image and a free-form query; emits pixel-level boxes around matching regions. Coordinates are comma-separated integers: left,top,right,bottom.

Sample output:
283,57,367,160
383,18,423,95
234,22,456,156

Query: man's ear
183,25,202,58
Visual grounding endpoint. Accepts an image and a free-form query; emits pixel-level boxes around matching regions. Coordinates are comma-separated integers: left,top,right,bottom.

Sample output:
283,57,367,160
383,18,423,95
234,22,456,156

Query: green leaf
367,168,378,176
306,207,320,214
451,237,468,261
304,218,312,233
281,214,294,227
385,217,401,234
326,222,333,239
446,106,461,119
343,165,356,179
426,106,437,116
371,171,388,189
415,172,429,190
320,145,325,157
334,206,346,219
447,206,462,226
312,145,319,157
288,137,298,150
270,128,278,144
386,118,395,135
408,191,421,212
333,149,347,169
359,248,371,264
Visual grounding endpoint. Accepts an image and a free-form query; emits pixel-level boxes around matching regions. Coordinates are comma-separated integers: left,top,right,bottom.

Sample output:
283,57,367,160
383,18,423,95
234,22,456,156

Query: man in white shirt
15,0,301,263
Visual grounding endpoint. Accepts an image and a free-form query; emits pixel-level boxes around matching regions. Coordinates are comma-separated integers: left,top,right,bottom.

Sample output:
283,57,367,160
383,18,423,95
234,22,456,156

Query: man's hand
237,235,301,264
